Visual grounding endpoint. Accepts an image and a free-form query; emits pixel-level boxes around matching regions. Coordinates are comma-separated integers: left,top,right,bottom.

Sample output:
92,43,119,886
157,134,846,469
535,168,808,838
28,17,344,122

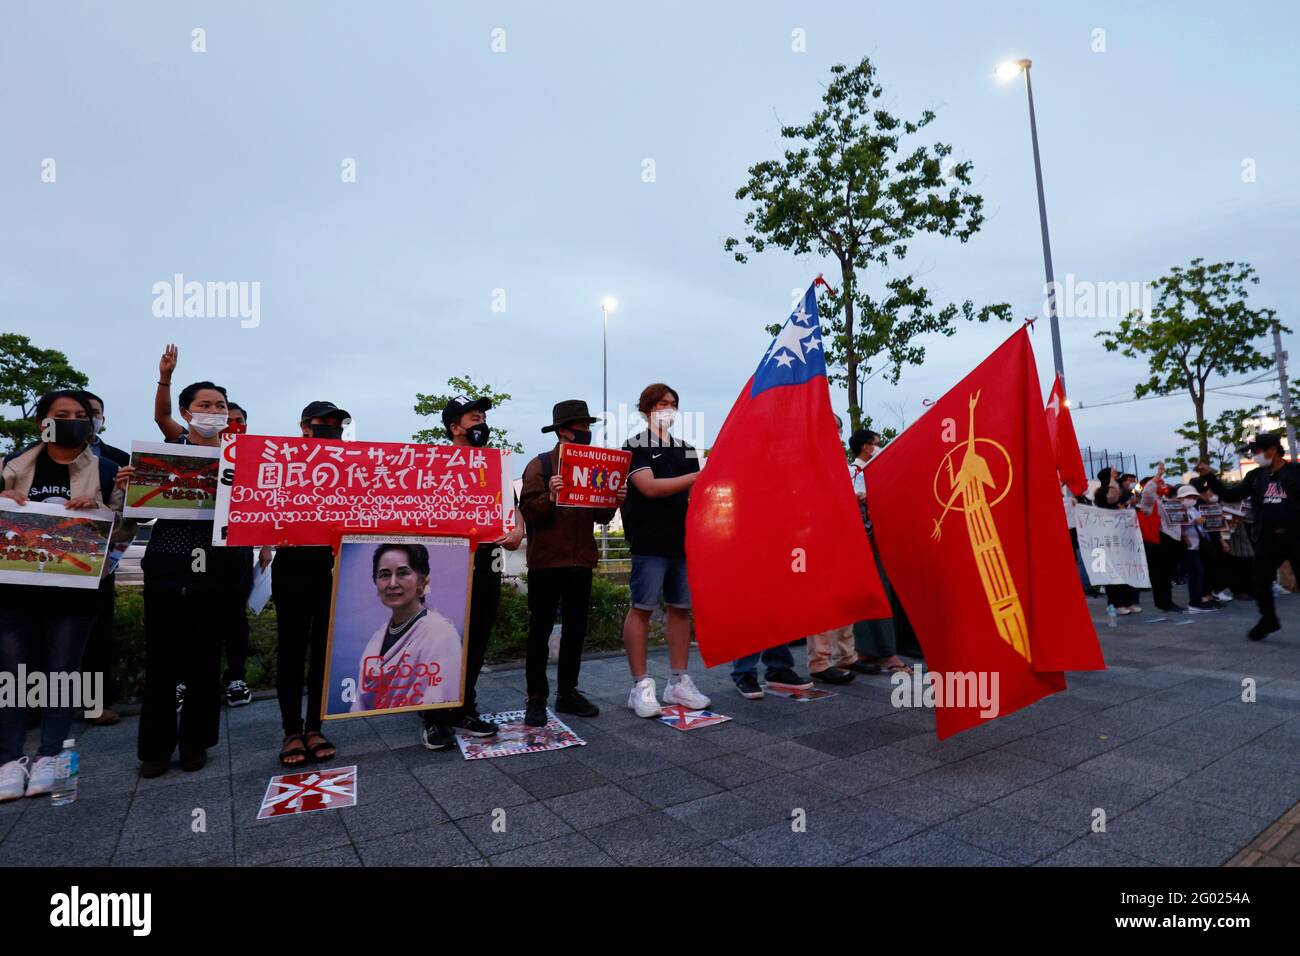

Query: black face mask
309,423,345,440
465,423,491,448
565,430,592,446
45,418,94,449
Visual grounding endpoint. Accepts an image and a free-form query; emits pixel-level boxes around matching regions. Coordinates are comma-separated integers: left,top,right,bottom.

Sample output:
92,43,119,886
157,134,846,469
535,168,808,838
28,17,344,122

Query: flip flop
304,732,337,763
279,734,307,768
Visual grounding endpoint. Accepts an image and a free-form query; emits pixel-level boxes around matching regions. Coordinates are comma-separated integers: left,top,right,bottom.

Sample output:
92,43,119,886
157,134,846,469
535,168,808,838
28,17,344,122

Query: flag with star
686,280,890,667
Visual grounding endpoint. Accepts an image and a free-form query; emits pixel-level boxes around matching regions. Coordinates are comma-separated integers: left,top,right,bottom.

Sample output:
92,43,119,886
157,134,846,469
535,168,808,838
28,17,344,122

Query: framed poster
124,440,219,520
0,499,115,589
321,534,471,720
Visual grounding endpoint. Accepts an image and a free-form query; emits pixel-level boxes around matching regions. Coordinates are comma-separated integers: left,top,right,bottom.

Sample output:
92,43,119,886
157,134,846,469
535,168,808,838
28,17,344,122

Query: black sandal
303,731,336,763
279,734,308,768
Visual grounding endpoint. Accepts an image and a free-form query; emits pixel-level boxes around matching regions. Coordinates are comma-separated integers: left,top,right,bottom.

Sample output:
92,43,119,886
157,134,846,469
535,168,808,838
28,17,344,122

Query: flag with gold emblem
865,327,1104,738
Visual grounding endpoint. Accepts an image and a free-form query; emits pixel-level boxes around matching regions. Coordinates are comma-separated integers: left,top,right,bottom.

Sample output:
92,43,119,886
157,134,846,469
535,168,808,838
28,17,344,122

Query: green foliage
1098,258,1281,461
728,56,1012,431
0,333,89,453
412,375,524,453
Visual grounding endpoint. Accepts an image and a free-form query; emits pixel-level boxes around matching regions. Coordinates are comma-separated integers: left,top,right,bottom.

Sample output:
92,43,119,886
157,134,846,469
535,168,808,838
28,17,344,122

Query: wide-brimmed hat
1175,485,1200,499
542,399,599,434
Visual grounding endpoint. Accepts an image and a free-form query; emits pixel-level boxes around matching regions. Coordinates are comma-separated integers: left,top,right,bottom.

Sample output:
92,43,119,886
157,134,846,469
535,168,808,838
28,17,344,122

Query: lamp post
600,296,617,562
997,58,1065,390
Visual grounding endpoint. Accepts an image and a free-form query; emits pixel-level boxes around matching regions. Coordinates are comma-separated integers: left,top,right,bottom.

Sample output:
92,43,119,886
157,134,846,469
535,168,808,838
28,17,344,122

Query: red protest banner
556,444,632,508
215,434,514,547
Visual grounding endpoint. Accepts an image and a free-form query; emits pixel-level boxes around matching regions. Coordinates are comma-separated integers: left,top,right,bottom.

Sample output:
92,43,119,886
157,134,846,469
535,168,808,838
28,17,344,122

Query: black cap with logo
300,400,352,423
441,395,492,428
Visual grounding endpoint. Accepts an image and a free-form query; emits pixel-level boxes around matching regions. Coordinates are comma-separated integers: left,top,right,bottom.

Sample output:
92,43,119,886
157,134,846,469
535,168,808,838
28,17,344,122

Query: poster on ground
321,534,470,721
212,434,514,547
257,765,358,819
657,705,731,731
0,499,115,589
1075,502,1151,588
556,444,632,508
455,710,587,759
124,441,219,520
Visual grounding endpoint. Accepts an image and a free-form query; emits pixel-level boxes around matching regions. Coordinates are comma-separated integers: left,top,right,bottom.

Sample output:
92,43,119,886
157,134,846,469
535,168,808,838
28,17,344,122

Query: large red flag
866,328,1103,738
1046,375,1087,496
687,282,890,667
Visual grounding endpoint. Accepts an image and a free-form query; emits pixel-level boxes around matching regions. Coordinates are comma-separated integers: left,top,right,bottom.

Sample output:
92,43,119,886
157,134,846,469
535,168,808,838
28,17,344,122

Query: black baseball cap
441,395,492,427
1252,432,1284,453
300,400,352,423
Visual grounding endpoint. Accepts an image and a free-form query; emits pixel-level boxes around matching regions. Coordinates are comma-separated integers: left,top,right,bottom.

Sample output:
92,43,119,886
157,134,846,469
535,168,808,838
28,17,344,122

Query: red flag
866,329,1103,738
686,283,890,667
1046,375,1087,496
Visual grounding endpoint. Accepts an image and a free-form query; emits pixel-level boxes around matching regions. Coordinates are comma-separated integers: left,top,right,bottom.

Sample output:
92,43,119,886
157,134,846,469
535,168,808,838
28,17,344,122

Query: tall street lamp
600,296,617,563
997,57,1065,389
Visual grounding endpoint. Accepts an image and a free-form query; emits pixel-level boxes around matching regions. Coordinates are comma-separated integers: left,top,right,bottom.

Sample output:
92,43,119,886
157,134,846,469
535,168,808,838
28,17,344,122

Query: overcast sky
3,1,1297,472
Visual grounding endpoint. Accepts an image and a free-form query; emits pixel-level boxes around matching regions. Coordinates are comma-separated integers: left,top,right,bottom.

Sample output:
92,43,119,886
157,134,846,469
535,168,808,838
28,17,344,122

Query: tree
412,375,523,453
0,333,89,453
724,56,1012,431
1098,258,1281,462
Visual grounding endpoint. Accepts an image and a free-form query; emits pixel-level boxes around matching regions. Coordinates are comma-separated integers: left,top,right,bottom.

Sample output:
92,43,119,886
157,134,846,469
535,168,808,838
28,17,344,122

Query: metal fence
1079,446,1141,480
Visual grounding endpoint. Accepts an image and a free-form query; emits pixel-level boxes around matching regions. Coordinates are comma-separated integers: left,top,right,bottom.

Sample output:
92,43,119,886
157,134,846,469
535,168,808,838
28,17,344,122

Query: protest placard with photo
124,440,220,520
0,499,115,589
556,443,632,508
212,434,513,547
1158,499,1189,526
321,534,470,720
1200,502,1226,531
455,710,587,760
1075,502,1151,588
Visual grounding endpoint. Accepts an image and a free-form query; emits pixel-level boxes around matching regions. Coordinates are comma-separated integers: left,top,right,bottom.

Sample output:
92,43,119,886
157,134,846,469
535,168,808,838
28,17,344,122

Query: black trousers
1202,538,1230,595
80,572,118,708
138,585,234,761
222,585,251,684
525,566,591,699
1144,537,1181,609
1253,529,1300,622
425,558,502,727
274,576,331,735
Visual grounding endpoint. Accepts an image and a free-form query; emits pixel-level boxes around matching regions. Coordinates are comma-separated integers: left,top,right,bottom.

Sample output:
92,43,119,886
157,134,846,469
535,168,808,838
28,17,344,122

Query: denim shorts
629,554,691,610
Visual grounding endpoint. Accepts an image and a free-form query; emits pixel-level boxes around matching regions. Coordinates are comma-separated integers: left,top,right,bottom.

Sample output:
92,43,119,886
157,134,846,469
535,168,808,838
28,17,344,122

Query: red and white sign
257,765,358,819
556,444,632,508
213,435,514,547
657,705,732,731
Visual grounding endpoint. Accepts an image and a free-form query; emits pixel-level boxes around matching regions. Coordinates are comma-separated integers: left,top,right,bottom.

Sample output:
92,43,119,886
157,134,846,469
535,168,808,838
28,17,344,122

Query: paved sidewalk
3,595,1299,867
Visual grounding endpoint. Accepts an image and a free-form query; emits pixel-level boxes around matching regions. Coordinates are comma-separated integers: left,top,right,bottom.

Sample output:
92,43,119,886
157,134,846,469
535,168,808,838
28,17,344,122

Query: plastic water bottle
50,739,78,806
1106,605,1118,628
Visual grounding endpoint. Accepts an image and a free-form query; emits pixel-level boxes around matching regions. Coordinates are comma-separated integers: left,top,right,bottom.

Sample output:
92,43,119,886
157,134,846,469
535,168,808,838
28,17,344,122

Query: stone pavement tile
267,845,362,867
61,767,141,803
672,843,754,866
1165,772,1300,822
415,766,532,820
617,766,722,808
234,811,353,865
991,784,1110,836
1149,676,1248,708
132,745,231,792
511,762,610,800
488,744,584,775
458,800,574,856
585,810,711,866
2,793,129,866
571,742,677,782
1034,836,1149,867
1129,793,1273,848
792,719,916,759
1068,700,1200,738
722,819,858,867
356,821,481,867
1075,741,1213,789
689,723,778,755
850,743,945,779
686,753,781,789
862,829,1013,867
1103,814,1238,866
916,751,1059,804
543,783,649,830
1142,721,1270,759
804,758,897,796
818,799,925,858
1196,748,1300,796
937,806,1077,865
489,832,618,867
732,773,844,812
663,790,787,840
999,725,1127,768
1060,680,1152,706
338,773,448,843
891,730,1002,764
855,779,978,826
1029,767,1162,814
746,740,829,772
877,708,938,736
112,833,235,867
118,779,233,851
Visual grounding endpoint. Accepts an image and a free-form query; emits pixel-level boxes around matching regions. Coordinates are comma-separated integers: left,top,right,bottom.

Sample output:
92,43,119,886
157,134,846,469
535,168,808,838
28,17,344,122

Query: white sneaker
1214,590,1234,602
663,674,711,710
25,756,58,797
627,677,662,718
1272,581,1288,597
1129,605,1142,614
0,757,28,802
1116,606,1133,615
1187,604,1215,615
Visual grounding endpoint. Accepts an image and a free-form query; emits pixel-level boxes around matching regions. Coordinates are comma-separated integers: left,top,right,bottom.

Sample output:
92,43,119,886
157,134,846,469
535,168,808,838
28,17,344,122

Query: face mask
92,416,106,435
45,418,94,448
1258,453,1274,469
188,412,229,438
465,423,490,448
309,423,344,440
566,430,592,446
651,409,676,430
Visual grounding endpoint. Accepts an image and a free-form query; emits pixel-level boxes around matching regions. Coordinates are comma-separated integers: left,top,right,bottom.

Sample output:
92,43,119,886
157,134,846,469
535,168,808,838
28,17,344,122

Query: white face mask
92,416,105,434
651,409,676,430
188,412,228,438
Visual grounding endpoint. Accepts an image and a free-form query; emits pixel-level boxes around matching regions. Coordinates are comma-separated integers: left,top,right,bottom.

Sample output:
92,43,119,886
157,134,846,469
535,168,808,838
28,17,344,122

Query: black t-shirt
28,449,73,503
1259,475,1300,532
619,433,700,558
